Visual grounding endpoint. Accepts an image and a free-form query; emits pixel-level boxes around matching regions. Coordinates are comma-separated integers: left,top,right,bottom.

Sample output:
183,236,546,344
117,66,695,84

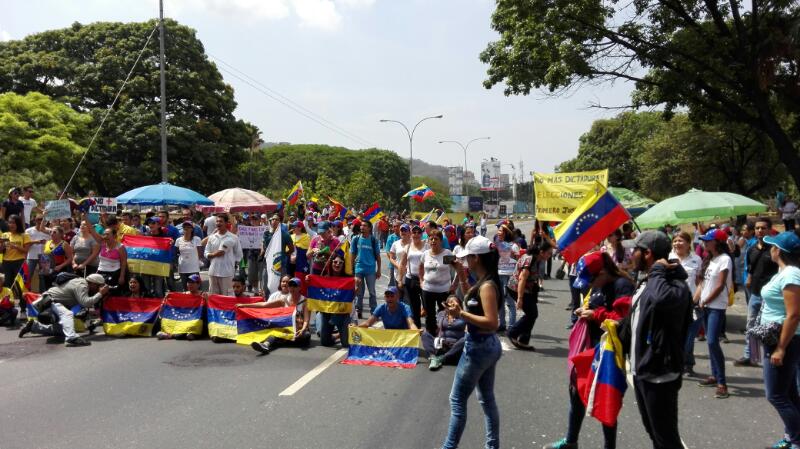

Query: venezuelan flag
554,182,631,264
207,294,262,340
363,202,385,225
342,327,420,369
235,306,296,345
101,296,162,337
306,275,355,314
418,208,436,225
326,196,346,220
570,320,627,427
159,292,204,335
122,235,173,277
287,180,304,205
403,184,435,202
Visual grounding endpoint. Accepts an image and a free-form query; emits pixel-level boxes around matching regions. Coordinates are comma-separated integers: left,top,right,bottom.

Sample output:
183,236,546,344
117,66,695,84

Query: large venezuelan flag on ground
122,235,173,277
101,296,162,337
342,327,420,369
159,292,204,335
235,306,295,345
570,320,627,427
363,202,385,225
554,182,631,264
306,275,355,314
207,294,261,340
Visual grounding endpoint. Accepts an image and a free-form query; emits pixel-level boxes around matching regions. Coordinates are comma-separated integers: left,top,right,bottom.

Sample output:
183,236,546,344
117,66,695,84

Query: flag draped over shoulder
306,275,355,314
342,327,420,369
159,293,204,335
207,294,262,340
122,235,173,277
287,180,303,205
403,184,435,202
363,202,385,225
235,306,296,345
554,182,631,264
570,320,627,427
265,231,283,293
102,296,162,337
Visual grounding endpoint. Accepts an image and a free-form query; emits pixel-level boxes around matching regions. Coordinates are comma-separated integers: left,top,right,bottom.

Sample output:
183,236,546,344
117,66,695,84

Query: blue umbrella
117,182,214,206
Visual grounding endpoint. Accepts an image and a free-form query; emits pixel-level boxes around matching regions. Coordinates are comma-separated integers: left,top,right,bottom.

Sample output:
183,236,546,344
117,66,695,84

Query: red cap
582,251,605,276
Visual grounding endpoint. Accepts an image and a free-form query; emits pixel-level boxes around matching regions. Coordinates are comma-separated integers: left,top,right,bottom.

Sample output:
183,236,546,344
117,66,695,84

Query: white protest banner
44,200,72,221
89,197,118,214
238,225,266,249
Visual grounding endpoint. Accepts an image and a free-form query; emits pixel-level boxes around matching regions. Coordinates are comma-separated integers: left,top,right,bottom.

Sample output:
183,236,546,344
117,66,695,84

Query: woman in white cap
441,235,502,449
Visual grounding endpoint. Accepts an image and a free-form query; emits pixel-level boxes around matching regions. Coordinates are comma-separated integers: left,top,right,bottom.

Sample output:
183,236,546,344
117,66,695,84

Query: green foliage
251,144,410,211
0,20,254,196
0,169,61,204
481,1,800,189
409,176,452,212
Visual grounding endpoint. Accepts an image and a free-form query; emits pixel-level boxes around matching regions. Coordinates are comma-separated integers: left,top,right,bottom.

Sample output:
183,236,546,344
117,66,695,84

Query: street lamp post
380,115,443,210
438,137,490,196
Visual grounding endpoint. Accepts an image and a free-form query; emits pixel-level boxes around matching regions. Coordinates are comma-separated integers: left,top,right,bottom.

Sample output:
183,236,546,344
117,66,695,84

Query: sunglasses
412,230,422,234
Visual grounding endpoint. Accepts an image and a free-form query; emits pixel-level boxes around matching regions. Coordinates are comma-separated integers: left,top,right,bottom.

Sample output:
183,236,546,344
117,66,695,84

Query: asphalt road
0,223,783,449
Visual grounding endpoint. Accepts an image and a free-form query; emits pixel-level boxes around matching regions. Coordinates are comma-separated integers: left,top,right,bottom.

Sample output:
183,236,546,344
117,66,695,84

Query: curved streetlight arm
410,115,444,141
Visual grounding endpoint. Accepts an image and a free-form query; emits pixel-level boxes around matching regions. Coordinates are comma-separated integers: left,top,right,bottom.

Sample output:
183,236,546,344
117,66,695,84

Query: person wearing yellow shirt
0,215,31,297
0,274,18,326
106,216,138,242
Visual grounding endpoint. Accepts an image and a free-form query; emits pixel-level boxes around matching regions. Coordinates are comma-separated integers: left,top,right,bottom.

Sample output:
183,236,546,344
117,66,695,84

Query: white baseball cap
86,273,106,285
454,235,494,258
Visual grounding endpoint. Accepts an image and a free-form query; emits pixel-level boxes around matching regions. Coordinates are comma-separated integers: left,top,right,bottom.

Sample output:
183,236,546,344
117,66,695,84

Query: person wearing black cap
618,230,693,449
355,287,416,330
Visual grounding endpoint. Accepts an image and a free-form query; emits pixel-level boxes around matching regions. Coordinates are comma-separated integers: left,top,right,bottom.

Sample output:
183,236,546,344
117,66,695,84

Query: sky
3,0,634,183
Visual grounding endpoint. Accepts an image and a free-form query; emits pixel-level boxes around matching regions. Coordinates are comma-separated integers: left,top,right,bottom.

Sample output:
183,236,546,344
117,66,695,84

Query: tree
0,92,92,193
480,1,800,189
410,176,453,212
0,20,255,195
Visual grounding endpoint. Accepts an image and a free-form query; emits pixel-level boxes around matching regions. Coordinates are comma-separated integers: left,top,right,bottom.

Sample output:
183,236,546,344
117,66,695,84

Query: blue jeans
684,308,704,368
388,264,397,287
763,336,800,447
703,308,727,385
497,275,515,328
442,333,502,449
355,272,377,313
743,294,763,359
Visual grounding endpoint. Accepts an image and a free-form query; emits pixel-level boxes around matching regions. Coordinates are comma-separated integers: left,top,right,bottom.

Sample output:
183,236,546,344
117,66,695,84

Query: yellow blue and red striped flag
122,235,173,277
101,296,162,337
159,292,204,336
235,306,296,345
207,294,262,341
363,202,385,225
342,327,420,369
306,275,355,314
287,180,304,205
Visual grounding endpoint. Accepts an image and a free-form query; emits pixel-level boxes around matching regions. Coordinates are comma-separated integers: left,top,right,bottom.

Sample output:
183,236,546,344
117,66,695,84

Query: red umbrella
208,188,278,213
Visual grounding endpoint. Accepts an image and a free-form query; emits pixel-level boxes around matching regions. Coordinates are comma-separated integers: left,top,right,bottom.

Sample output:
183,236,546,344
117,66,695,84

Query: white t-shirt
497,241,520,275
175,236,202,273
669,251,703,296
25,227,49,259
390,239,407,283
203,216,217,236
700,254,733,309
421,249,453,293
266,290,292,307
21,198,37,224
205,231,243,278
404,243,427,280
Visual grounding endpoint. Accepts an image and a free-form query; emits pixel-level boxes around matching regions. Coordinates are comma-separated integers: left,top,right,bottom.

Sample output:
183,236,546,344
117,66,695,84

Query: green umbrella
635,188,767,229
608,187,656,211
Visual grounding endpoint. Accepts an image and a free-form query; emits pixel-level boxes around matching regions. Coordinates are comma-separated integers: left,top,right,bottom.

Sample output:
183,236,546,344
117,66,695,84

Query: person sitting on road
19,273,109,346
0,273,19,327
354,287,418,330
422,294,466,371
156,274,206,341
241,277,312,355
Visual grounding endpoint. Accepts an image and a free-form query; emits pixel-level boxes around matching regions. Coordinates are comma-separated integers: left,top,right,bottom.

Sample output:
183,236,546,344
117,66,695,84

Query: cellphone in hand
443,255,456,265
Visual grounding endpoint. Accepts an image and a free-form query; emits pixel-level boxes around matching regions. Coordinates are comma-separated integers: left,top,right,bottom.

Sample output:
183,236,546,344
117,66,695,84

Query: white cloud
337,0,376,7
172,0,290,21
0,28,11,42
292,0,341,31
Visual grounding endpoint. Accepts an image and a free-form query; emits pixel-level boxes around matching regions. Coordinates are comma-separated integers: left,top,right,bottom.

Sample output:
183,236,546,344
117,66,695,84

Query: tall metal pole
438,137,490,196
159,0,168,183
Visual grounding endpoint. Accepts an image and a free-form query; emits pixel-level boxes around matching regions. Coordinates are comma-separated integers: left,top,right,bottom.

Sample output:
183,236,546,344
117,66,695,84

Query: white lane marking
278,349,347,396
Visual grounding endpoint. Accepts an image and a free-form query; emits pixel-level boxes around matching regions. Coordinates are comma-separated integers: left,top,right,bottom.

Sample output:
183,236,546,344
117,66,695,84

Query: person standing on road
71,220,100,279
1,214,31,297
205,214,243,296
668,231,703,377
388,224,410,297
441,235,502,449
385,220,402,287
399,225,428,328
756,231,800,449
736,217,779,367
175,221,203,291
420,229,453,335
351,220,381,318
495,225,520,332
507,240,554,351
619,231,693,449
479,212,487,237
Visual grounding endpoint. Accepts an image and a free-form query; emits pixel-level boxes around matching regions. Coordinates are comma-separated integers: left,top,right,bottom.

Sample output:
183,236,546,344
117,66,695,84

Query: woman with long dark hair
695,229,734,398
495,224,520,331
0,215,31,295
43,226,74,290
758,231,800,449
507,240,554,350
669,231,704,376
419,229,453,335
399,225,428,328
441,235,501,449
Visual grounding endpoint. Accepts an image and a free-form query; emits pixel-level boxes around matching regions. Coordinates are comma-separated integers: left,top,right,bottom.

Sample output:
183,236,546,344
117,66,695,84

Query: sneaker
565,323,574,330
509,337,535,351
65,337,91,347
86,319,102,334
697,335,706,341
429,356,443,371
733,357,755,367
18,320,33,338
721,335,730,344
210,336,221,343
698,376,717,387
251,341,270,354
715,385,729,398
543,438,578,449
771,437,791,449
185,333,195,341
156,331,171,340
683,366,696,377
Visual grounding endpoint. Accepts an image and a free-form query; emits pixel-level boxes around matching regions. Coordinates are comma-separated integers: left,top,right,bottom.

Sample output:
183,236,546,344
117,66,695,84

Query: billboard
448,167,463,196
468,197,483,212
450,195,469,212
480,159,502,191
